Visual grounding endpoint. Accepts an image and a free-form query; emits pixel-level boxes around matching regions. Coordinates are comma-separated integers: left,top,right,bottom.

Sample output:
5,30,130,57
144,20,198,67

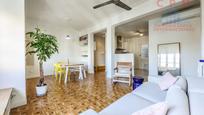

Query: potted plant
26,28,58,96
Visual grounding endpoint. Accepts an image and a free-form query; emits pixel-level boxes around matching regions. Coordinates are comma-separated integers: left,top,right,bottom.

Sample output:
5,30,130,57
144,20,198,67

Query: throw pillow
158,72,178,91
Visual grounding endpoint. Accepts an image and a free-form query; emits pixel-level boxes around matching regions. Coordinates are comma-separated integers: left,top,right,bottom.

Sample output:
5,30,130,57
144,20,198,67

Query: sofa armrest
79,109,98,115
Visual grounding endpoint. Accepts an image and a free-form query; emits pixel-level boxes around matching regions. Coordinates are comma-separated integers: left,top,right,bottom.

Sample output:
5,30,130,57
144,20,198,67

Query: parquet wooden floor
11,72,133,115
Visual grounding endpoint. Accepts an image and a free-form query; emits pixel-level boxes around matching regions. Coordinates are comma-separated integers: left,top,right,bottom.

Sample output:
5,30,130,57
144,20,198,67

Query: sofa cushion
132,82,167,103
187,77,204,94
158,72,178,90
188,92,204,115
131,102,168,115
187,77,204,115
99,93,153,115
174,76,187,92
165,86,189,115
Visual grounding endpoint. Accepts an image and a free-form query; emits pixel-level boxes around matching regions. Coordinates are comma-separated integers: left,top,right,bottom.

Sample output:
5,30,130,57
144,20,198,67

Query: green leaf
25,27,59,62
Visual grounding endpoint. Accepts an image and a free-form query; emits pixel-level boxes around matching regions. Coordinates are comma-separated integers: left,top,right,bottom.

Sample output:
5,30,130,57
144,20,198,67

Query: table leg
64,66,69,84
79,66,83,80
55,71,58,80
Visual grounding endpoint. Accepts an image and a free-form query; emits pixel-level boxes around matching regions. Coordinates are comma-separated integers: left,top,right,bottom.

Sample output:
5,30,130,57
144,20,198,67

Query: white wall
149,17,201,79
88,33,95,73
201,0,204,59
94,36,105,66
106,25,115,78
26,18,80,78
0,0,26,108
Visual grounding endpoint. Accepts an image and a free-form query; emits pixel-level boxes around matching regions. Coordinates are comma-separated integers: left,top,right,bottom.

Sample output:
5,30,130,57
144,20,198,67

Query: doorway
94,30,106,72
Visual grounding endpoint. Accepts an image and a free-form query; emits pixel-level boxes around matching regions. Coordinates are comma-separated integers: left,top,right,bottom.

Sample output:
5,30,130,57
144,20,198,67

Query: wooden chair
112,62,132,86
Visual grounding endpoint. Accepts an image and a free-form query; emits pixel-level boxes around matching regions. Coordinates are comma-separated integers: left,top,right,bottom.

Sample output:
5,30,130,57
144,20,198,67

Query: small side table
132,76,144,90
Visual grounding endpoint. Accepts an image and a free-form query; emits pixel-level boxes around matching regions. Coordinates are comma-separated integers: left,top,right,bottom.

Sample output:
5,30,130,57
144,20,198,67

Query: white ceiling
25,0,146,31
116,19,148,38
91,19,148,38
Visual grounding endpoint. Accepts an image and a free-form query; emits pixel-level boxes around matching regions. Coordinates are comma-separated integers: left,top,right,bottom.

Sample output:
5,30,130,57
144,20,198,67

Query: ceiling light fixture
135,30,144,37
140,33,144,36
65,35,71,40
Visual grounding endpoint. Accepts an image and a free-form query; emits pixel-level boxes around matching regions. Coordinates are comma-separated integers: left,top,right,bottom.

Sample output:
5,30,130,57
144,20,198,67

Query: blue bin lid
200,60,204,62
133,76,144,80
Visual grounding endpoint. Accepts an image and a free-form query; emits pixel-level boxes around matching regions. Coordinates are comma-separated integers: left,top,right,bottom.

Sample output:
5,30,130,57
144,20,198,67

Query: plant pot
36,84,47,96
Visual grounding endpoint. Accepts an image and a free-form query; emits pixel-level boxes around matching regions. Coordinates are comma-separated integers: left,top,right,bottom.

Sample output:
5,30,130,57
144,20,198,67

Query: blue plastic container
200,60,204,63
132,76,144,90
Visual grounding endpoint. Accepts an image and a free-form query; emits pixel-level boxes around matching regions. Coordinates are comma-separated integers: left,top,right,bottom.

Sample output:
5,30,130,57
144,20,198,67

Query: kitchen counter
0,88,12,115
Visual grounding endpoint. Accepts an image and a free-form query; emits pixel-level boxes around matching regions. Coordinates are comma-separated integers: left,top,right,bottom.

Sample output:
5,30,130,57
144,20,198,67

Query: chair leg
53,69,56,78
129,76,132,86
59,72,62,82
68,69,71,81
55,72,58,80
112,77,117,85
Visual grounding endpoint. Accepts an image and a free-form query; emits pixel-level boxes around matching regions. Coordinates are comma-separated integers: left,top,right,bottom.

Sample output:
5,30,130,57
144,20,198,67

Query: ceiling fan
93,0,132,11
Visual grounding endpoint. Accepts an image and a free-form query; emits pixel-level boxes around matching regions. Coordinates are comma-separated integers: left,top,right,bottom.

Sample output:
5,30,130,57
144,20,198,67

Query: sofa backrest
174,76,187,92
187,77,204,94
166,85,190,115
187,77,204,115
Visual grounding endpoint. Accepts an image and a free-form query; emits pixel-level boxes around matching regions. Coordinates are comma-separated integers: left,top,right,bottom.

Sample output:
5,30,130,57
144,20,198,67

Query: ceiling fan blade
114,1,132,10
93,0,114,9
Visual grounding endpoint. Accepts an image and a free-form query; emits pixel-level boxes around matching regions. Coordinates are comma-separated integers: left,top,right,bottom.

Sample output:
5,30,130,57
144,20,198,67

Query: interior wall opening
94,30,106,73
115,20,149,80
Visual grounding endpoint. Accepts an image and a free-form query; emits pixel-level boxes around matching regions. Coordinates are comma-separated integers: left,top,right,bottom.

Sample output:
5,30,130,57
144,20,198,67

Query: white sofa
80,76,204,115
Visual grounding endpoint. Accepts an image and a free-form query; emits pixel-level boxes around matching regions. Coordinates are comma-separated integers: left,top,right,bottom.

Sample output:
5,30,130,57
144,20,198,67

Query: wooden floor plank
11,72,135,115
11,70,147,115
